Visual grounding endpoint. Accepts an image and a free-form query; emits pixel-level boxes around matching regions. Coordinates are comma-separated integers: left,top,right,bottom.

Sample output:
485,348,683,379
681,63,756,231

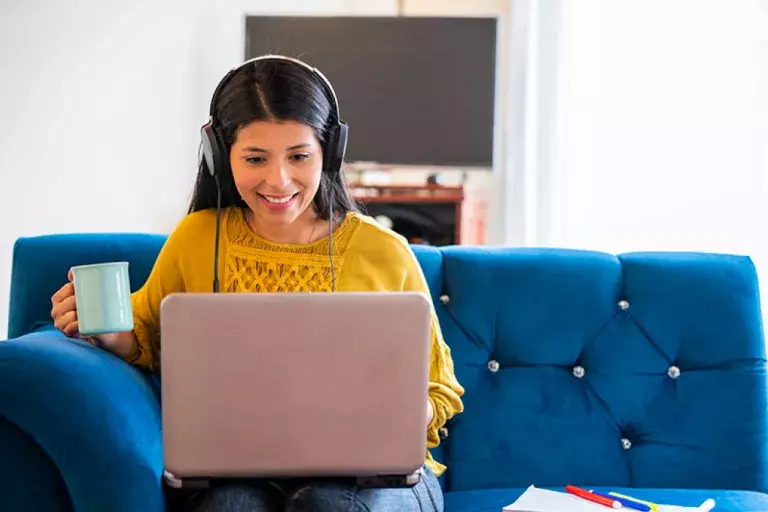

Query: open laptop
159,291,432,490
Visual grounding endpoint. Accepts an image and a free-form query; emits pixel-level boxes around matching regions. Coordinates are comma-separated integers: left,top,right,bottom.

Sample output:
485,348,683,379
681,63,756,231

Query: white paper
503,486,715,512
503,486,617,512
658,500,716,512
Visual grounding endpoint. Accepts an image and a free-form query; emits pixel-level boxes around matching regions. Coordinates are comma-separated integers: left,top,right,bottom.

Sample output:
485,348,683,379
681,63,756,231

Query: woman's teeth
262,194,295,204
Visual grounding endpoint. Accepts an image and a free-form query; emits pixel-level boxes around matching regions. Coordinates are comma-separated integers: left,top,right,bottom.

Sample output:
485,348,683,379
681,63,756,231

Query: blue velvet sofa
2,233,768,511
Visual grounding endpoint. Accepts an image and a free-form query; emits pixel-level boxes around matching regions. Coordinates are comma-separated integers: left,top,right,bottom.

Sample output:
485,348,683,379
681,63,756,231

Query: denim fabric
187,467,443,511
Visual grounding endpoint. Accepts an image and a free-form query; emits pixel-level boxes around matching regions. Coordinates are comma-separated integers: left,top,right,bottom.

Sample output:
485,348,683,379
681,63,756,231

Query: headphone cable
329,190,336,292
213,173,222,293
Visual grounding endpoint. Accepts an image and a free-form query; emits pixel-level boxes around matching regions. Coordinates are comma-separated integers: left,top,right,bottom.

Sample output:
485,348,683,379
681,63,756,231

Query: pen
565,485,620,509
591,491,651,511
608,492,660,511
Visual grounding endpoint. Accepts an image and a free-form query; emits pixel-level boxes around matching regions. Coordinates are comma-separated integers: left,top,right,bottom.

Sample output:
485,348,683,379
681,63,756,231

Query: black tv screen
245,16,497,168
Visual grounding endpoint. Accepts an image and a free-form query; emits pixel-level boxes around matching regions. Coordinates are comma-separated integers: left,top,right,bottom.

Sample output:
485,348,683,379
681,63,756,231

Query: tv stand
351,184,464,246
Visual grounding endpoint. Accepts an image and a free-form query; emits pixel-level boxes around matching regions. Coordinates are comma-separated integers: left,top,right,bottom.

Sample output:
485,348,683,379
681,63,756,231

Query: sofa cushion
427,247,768,492
444,487,768,512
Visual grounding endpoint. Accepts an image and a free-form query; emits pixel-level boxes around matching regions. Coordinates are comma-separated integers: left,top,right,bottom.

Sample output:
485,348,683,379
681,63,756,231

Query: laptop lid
160,291,432,482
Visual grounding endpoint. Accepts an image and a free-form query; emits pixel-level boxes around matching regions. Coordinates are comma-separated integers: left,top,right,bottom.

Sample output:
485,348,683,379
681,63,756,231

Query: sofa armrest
8,233,167,339
0,330,164,512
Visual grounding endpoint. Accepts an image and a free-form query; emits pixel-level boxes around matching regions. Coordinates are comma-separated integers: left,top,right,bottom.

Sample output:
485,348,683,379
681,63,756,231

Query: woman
50,55,464,511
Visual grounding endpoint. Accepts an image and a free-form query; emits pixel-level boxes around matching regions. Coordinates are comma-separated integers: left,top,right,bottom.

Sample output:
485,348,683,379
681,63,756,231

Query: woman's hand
51,270,80,338
50,271,135,357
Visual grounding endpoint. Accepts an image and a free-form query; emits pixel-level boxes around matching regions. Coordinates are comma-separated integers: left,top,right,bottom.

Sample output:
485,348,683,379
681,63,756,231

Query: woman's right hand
51,269,80,338
51,270,136,357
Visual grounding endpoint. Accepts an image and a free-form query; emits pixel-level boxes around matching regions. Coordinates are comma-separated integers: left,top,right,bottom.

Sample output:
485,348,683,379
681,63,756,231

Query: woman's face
230,120,323,229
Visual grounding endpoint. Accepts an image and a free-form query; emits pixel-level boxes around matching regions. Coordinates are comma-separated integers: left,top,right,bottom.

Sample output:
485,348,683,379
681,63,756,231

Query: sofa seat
444,487,768,511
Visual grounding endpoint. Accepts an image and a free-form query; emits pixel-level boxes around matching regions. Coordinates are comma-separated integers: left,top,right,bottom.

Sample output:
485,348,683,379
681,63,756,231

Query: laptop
159,291,432,490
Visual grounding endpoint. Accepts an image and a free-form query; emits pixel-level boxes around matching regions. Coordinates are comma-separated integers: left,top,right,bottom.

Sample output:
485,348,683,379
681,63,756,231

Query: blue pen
591,491,652,511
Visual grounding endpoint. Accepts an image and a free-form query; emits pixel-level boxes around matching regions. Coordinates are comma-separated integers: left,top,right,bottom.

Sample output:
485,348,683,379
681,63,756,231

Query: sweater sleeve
399,245,465,451
122,217,190,372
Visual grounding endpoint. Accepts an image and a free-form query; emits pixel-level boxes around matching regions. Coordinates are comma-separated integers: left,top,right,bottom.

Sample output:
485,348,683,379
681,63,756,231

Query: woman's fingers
66,320,81,339
51,273,80,338
51,282,75,305
51,293,77,320
54,310,79,337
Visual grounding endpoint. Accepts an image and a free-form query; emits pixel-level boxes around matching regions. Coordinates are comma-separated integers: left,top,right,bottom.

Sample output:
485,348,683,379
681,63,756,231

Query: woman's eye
290,153,311,162
245,156,265,165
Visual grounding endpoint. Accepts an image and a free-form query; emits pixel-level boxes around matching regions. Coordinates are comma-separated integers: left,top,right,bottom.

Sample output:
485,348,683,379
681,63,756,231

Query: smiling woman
48,55,464,512
188,58,359,246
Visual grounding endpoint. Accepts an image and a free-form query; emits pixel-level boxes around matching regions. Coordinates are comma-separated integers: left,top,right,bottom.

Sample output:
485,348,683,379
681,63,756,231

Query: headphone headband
207,54,342,124
200,54,348,179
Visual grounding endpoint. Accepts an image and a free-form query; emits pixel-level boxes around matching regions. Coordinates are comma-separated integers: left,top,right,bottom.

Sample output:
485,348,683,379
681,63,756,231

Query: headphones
199,54,349,179
201,55,346,293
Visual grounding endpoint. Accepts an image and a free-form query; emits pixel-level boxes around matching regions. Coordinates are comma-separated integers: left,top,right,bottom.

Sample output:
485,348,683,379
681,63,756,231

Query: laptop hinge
163,470,211,489
355,468,423,488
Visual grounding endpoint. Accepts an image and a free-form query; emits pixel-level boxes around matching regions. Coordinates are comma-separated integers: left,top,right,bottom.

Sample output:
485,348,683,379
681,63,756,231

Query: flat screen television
245,16,498,168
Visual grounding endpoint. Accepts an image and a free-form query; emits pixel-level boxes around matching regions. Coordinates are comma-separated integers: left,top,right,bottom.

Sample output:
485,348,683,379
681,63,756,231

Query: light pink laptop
159,291,432,489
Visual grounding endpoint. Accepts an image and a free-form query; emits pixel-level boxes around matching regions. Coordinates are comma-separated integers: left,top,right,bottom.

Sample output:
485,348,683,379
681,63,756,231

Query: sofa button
621,438,632,450
667,365,681,379
488,360,500,373
618,300,630,310
440,294,450,305
572,365,585,378
439,427,449,439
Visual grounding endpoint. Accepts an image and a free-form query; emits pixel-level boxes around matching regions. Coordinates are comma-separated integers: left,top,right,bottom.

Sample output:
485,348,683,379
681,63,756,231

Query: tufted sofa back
8,235,768,494
410,245,768,493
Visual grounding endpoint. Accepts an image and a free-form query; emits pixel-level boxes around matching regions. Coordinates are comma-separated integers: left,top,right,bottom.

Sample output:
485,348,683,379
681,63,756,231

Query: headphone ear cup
328,121,348,176
201,122,224,177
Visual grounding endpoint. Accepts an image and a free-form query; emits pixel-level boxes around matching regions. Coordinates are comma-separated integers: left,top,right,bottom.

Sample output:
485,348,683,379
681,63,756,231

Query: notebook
504,486,716,512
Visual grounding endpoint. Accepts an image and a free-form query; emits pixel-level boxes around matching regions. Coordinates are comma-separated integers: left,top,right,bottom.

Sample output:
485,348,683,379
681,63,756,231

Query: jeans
186,467,443,512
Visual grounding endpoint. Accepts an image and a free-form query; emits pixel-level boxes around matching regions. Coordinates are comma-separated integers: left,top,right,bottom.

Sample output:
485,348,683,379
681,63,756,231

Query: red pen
565,485,621,509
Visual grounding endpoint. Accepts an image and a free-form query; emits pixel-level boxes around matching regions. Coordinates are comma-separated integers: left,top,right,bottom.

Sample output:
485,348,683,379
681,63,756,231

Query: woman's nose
263,162,291,189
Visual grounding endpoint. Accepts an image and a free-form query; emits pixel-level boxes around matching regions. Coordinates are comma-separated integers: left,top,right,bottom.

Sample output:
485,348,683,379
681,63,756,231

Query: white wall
537,0,768,311
0,0,509,338
0,0,207,338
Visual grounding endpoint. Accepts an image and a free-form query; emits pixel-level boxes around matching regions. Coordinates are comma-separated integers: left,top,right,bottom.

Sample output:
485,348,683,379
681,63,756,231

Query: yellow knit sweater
124,206,464,476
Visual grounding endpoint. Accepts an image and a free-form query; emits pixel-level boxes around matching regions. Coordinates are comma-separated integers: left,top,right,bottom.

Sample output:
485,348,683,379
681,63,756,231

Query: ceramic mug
71,262,134,337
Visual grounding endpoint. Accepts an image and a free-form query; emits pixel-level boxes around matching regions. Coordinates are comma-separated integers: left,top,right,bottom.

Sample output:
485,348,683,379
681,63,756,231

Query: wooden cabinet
351,184,464,246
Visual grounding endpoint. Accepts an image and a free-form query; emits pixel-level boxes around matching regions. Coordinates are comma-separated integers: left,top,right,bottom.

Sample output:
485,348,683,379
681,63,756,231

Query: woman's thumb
68,269,74,282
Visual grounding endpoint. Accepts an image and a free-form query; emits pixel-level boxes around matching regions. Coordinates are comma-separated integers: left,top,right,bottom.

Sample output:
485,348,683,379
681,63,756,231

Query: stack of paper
504,486,716,512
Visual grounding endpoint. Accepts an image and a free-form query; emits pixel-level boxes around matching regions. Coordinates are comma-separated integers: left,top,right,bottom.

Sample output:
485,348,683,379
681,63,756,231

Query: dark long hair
187,58,358,220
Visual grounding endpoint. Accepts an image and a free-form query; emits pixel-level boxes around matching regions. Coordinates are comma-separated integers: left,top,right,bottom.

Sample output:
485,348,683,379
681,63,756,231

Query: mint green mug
71,262,134,337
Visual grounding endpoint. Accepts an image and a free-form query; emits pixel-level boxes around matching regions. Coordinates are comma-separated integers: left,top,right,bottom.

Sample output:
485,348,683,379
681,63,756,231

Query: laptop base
163,468,423,490
355,468,423,488
164,470,210,489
